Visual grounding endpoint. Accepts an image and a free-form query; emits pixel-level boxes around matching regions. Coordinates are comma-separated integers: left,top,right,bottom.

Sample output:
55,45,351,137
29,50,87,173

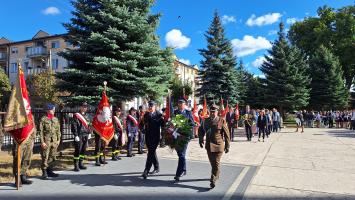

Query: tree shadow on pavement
47,172,211,192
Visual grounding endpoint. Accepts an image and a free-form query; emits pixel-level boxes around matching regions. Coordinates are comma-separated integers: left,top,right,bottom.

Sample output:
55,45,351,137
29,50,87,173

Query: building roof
174,60,199,71
1,31,67,46
0,37,11,45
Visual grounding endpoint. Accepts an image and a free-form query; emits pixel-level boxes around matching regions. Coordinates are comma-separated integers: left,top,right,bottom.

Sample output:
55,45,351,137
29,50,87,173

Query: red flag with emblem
201,96,208,118
4,65,35,145
92,91,114,143
235,103,240,120
192,99,199,125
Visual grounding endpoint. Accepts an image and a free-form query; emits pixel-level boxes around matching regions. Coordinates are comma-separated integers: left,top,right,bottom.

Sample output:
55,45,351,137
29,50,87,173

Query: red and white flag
192,99,200,126
92,91,114,143
4,65,35,145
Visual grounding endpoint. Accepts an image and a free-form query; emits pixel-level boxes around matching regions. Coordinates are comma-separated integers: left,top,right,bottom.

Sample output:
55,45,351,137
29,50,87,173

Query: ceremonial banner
164,93,173,122
4,65,35,145
92,91,114,143
220,98,226,117
235,103,240,120
201,96,208,118
192,99,199,125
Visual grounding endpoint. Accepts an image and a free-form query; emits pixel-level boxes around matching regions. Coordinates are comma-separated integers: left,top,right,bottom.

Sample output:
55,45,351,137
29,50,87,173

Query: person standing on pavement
141,100,165,179
199,104,230,189
110,107,123,161
126,107,139,157
12,124,36,185
226,106,235,142
351,109,355,131
295,111,304,133
272,108,280,132
244,105,253,141
257,110,267,142
137,105,146,154
173,98,194,182
71,102,92,171
39,103,61,179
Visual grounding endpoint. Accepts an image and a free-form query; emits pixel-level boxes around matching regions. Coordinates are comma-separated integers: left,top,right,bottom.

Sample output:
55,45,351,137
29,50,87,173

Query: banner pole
17,144,21,190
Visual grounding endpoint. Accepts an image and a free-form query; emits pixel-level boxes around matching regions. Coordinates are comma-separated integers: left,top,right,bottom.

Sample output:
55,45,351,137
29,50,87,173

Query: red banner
4,65,35,145
192,99,199,125
92,91,114,143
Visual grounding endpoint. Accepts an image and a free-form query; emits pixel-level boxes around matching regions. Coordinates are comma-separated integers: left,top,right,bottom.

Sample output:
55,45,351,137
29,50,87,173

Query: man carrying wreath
173,97,194,182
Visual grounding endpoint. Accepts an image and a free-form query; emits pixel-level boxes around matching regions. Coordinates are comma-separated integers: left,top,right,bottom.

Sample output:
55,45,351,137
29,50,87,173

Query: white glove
88,134,92,140
74,136,80,142
114,134,118,140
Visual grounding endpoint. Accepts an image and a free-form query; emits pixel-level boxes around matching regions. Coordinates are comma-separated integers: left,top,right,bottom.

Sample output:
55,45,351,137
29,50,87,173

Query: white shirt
351,112,355,120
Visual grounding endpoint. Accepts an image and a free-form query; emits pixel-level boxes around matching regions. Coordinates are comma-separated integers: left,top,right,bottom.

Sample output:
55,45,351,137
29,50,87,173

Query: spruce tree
57,0,173,105
198,11,239,104
236,59,248,105
309,45,348,110
260,22,310,114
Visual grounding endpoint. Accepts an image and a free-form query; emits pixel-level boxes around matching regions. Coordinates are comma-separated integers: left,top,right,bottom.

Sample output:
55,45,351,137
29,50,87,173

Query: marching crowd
6,99,355,189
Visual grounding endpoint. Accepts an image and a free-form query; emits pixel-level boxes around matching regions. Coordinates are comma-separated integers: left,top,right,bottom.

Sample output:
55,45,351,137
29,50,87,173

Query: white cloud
222,15,236,24
42,7,60,15
268,30,278,35
246,13,282,26
252,56,266,67
254,74,266,79
178,59,191,65
286,17,298,24
165,29,191,50
231,35,272,57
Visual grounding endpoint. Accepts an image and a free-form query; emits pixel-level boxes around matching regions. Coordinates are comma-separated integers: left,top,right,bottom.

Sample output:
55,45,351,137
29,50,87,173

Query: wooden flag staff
103,81,107,165
17,144,21,190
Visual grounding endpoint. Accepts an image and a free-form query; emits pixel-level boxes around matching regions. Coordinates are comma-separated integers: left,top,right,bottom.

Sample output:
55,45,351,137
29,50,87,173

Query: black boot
47,168,59,177
41,169,48,180
20,175,33,185
112,153,118,161
79,159,87,170
74,159,80,172
141,170,148,179
210,182,215,189
99,155,108,164
95,157,101,166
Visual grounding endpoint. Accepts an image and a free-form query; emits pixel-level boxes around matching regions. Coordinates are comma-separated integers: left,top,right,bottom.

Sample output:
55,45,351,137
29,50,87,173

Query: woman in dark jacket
257,110,267,142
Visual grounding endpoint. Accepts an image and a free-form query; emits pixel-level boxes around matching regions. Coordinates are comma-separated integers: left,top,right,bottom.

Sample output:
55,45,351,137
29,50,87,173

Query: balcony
26,46,47,58
0,52,7,61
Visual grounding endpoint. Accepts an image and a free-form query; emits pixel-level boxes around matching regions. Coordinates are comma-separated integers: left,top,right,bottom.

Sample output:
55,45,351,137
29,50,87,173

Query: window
52,58,59,70
25,46,31,52
51,41,60,49
11,47,18,54
10,63,17,73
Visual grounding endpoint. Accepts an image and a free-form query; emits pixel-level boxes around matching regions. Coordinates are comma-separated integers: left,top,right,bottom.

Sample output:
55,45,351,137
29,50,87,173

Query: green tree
260,23,310,115
27,69,60,107
197,11,240,105
309,46,349,110
0,68,11,108
236,59,248,105
169,77,192,107
56,0,174,105
289,5,355,89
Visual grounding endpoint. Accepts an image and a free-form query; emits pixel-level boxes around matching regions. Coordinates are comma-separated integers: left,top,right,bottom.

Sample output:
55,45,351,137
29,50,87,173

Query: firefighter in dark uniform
199,104,230,189
141,100,165,179
71,102,92,171
110,107,123,161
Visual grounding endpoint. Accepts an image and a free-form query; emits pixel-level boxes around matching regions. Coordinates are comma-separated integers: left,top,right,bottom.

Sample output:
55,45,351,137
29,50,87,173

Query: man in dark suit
257,110,267,142
199,104,230,189
225,106,235,142
141,100,165,179
173,98,194,182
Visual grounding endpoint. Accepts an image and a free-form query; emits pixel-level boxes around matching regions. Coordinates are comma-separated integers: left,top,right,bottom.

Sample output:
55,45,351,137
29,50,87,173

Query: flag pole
17,143,21,190
103,81,107,165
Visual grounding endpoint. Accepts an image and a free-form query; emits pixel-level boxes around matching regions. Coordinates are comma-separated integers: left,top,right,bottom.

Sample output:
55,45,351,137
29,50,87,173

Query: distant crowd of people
294,109,355,130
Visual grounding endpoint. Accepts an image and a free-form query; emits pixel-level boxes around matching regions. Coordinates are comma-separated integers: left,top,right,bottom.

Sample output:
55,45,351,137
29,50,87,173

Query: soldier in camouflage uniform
39,103,61,179
12,130,36,185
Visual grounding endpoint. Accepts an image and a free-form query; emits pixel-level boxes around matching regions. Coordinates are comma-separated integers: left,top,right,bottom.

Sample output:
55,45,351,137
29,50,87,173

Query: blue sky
0,0,353,76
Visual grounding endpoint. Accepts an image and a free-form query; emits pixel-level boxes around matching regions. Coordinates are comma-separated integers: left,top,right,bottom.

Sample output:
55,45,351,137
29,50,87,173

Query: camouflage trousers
41,142,58,170
12,139,34,176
